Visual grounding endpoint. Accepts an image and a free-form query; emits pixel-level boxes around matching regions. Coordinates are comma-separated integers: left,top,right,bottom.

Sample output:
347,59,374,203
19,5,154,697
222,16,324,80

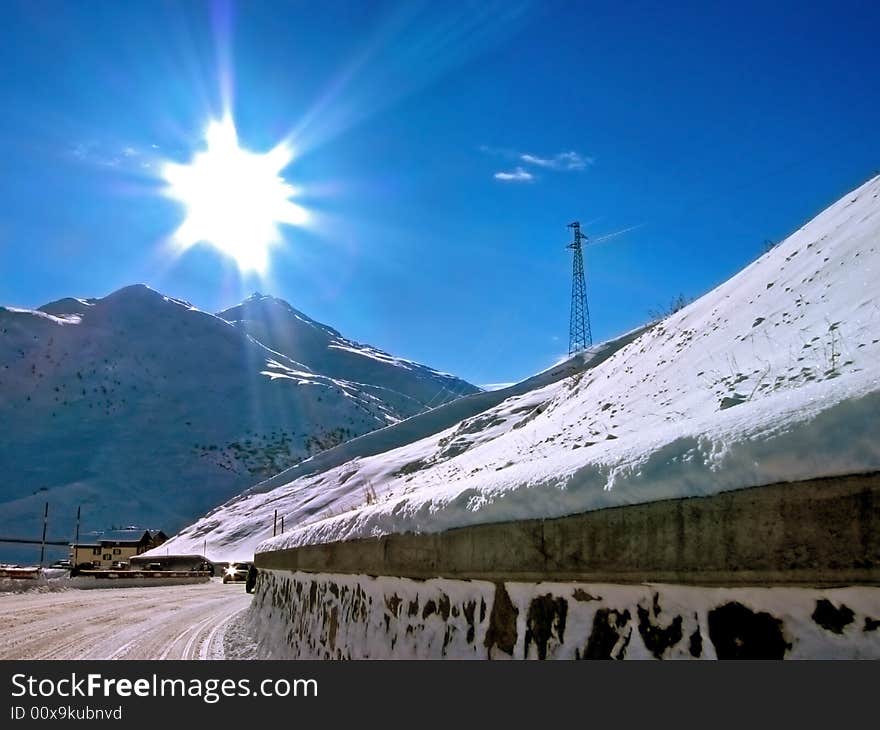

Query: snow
0,581,251,659
197,174,878,556
327,343,416,368
2,307,82,325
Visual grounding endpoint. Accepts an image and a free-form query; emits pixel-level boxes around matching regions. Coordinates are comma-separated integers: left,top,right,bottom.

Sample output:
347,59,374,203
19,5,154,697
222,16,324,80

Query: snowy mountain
0,285,476,558
159,175,880,562
219,294,472,413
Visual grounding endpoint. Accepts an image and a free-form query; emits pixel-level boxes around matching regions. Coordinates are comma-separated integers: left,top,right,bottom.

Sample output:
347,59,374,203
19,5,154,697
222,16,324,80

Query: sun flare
162,115,307,273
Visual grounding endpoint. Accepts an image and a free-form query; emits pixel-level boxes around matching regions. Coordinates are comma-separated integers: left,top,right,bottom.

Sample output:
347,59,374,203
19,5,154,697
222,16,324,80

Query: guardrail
0,567,43,580
76,570,212,579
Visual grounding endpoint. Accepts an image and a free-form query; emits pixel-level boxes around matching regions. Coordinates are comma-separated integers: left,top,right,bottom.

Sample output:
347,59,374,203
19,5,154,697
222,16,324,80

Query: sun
162,115,307,273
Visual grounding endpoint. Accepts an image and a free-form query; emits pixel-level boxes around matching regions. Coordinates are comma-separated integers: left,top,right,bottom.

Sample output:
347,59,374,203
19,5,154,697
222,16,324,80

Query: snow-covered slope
152,326,648,559
0,285,476,557
158,175,880,562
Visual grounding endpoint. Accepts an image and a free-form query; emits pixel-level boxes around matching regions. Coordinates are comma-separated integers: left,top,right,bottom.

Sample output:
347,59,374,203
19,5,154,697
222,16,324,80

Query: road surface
0,580,253,659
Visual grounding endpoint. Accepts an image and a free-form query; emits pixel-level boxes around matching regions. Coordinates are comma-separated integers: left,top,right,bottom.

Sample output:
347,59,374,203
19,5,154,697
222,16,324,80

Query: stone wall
248,570,880,659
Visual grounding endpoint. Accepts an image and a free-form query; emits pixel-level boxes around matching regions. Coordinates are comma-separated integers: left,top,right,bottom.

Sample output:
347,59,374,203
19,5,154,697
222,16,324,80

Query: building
70,528,168,569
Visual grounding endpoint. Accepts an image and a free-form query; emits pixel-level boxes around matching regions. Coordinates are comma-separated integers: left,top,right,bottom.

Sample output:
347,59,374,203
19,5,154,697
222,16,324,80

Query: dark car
222,562,252,584
245,564,258,594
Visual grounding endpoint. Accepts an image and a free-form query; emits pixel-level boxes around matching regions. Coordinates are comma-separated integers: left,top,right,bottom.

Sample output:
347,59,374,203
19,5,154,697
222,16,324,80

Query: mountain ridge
0,284,477,561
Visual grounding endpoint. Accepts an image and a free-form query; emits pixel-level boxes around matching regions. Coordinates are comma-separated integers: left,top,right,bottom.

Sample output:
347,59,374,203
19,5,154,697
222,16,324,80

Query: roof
72,528,166,546
97,530,150,543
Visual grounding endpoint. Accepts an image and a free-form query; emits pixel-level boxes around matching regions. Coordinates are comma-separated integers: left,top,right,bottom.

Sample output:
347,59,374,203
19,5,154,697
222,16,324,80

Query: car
222,562,252,584
49,560,72,569
245,564,258,594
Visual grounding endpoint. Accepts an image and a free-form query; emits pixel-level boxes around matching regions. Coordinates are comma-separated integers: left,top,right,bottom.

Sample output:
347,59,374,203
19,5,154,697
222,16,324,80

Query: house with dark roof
70,528,168,569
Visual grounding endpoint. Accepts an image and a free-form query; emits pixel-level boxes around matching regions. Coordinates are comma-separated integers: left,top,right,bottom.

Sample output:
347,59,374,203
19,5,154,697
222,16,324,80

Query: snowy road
0,580,253,660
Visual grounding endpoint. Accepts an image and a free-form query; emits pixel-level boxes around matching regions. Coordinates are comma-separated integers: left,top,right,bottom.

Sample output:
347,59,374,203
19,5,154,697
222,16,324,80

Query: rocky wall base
248,569,880,659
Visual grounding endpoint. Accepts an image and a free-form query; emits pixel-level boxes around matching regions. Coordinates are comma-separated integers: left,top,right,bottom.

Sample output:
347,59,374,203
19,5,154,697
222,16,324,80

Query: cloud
494,166,534,182
519,153,554,167
69,140,157,170
482,146,592,182
520,150,592,170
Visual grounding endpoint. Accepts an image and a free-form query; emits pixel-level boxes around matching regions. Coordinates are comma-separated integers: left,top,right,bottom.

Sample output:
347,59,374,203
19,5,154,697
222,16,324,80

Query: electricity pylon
566,221,592,354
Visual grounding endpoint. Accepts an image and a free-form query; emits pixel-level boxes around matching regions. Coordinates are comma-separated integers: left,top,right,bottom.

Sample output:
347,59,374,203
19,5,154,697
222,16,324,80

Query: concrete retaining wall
251,473,880,658
257,472,880,586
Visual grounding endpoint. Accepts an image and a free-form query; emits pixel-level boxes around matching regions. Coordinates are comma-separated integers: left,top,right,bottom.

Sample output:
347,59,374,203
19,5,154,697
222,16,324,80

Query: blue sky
0,0,877,386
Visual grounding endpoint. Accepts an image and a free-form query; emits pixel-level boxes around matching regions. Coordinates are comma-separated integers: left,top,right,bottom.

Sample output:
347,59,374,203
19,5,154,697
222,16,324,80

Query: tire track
0,580,252,660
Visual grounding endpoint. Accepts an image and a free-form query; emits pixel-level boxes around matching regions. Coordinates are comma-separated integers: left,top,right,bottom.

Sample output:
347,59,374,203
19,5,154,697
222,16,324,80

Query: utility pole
566,221,592,353
39,502,48,568
72,505,81,568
